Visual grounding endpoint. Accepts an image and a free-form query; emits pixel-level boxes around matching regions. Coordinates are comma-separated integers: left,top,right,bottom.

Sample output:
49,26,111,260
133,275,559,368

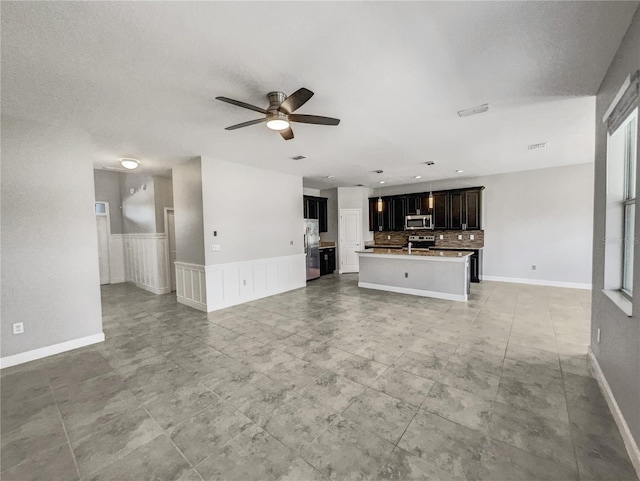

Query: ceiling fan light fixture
120,158,139,170
266,118,290,131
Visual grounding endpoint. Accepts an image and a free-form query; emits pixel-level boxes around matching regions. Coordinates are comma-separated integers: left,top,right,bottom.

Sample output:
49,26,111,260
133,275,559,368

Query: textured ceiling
2,1,638,188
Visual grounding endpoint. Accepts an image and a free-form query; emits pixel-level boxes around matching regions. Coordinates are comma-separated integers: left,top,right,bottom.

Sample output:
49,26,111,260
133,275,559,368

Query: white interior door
96,212,110,285
339,208,362,273
167,209,177,291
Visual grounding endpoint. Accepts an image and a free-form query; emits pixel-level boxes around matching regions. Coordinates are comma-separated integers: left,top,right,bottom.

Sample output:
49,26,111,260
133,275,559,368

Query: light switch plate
212,244,221,251
470,234,475,240
13,322,24,335
439,235,443,240
458,235,462,240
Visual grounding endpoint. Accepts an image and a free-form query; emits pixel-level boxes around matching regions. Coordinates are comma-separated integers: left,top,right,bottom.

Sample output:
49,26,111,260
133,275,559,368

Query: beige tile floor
1,274,637,481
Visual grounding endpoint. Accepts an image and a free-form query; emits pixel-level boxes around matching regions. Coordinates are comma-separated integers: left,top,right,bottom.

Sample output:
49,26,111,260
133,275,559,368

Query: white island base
357,249,471,302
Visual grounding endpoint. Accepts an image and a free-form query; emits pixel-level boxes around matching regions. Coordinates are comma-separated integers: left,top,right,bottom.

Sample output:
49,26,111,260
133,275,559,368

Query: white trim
603,74,631,123
177,295,207,312
482,275,591,290
0,333,105,369
602,289,633,317
588,348,640,478
205,254,306,312
358,281,468,302
163,207,176,292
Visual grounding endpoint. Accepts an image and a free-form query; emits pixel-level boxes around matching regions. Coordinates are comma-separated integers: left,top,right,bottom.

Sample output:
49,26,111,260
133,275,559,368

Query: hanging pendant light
377,196,383,212
428,192,434,209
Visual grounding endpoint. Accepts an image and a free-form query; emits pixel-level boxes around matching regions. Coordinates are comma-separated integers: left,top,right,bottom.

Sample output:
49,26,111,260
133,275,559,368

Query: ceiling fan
214,88,340,140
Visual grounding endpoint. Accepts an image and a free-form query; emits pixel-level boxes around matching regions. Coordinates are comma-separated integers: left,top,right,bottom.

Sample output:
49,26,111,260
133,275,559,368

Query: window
604,106,637,310
95,202,107,215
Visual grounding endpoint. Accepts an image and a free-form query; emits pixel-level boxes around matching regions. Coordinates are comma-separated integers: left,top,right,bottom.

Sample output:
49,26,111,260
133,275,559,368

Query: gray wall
119,172,157,234
591,6,640,447
200,156,304,265
93,169,123,234
380,163,594,286
1,116,103,357
172,157,206,265
153,175,174,233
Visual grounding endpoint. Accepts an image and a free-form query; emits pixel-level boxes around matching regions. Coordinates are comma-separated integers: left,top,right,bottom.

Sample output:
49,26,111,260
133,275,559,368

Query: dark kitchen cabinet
303,195,328,233
432,192,449,230
368,187,483,231
464,190,481,230
320,248,336,275
449,192,464,230
467,249,482,282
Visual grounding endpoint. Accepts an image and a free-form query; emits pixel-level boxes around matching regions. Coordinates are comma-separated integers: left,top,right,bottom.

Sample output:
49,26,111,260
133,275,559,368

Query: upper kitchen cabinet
368,187,483,231
448,188,483,230
303,195,328,233
432,191,449,230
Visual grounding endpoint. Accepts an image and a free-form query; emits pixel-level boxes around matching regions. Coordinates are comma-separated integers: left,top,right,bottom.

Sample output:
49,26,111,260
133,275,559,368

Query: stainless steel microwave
405,215,433,230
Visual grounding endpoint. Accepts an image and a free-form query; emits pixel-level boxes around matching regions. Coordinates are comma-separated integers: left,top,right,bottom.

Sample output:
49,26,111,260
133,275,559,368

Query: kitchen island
357,248,472,302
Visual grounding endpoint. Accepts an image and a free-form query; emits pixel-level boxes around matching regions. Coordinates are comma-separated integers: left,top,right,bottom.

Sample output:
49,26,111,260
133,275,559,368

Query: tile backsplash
373,230,484,249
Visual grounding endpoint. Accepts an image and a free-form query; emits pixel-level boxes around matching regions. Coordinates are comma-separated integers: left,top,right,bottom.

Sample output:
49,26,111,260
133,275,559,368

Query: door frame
95,201,112,284
163,207,176,292
339,208,362,274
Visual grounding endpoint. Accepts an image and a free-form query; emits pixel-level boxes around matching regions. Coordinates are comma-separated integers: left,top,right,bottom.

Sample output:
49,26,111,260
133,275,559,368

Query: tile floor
1,274,638,481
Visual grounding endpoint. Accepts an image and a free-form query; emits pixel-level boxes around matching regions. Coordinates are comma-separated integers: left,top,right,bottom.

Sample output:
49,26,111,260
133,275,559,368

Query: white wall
153,174,174,233
337,186,374,244
380,163,594,287
94,169,124,234
199,157,306,311
201,157,304,265
172,158,206,266
120,173,157,234
1,116,103,364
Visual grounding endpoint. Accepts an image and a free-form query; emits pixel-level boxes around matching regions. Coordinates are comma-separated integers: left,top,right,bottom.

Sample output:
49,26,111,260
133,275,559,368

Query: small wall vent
291,155,307,160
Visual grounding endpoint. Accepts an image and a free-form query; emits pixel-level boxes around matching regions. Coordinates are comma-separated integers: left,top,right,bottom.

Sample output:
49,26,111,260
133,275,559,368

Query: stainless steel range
406,235,436,249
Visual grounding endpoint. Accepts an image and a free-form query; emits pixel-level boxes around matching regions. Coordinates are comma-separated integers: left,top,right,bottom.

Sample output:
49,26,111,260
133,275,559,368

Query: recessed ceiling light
120,158,139,170
414,175,422,179
457,103,489,118
374,170,384,174
379,180,386,184
456,170,464,174
327,175,335,179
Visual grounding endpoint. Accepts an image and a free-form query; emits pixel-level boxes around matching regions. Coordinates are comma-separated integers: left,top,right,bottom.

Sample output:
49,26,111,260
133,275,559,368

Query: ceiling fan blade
280,127,294,140
215,97,268,114
225,118,266,130
278,88,314,114
288,114,340,126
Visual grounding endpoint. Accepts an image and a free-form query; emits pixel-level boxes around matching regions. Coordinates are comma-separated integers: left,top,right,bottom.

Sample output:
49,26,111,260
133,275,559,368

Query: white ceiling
2,1,638,189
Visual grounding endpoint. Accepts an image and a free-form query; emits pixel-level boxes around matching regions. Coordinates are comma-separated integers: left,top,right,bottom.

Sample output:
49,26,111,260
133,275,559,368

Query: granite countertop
319,243,336,250
369,244,483,250
358,248,473,259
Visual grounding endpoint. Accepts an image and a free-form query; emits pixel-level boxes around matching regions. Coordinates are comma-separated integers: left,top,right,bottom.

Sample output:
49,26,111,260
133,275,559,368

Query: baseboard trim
588,347,640,478
129,281,171,295
177,295,207,312
358,281,468,302
0,333,105,369
482,275,591,290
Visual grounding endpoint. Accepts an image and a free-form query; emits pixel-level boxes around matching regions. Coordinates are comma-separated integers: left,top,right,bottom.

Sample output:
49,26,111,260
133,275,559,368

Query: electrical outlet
13,322,24,335
290,240,293,245
212,244,221,251
532,265,536,270
404,272,408,278
470,234,475,240
387,235,391,240
439,235,443,240
243,279,247,286
597,328,601,343
213,231,217,236
458,234,462,240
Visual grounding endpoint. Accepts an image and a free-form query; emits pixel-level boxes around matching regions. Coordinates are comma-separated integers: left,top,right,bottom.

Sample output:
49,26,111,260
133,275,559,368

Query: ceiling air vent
527,142,549,150
457,103,489,118
291,155,307,160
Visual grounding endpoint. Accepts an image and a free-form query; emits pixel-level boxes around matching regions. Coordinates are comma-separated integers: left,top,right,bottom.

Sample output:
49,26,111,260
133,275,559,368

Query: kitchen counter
358,248,472,260
357,248,471,301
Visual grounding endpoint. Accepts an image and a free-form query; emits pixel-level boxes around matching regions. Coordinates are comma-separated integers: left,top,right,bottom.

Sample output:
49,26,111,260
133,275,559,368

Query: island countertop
357,248,472,261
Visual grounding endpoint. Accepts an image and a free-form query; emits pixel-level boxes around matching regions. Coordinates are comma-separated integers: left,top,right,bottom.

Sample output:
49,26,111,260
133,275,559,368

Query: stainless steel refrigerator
304,219,320,280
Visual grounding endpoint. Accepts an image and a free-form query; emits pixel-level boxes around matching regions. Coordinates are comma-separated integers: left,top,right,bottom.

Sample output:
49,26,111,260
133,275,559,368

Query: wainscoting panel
175,262,207,311
205,254,306,312
108,234,125,284
123,234,170,295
